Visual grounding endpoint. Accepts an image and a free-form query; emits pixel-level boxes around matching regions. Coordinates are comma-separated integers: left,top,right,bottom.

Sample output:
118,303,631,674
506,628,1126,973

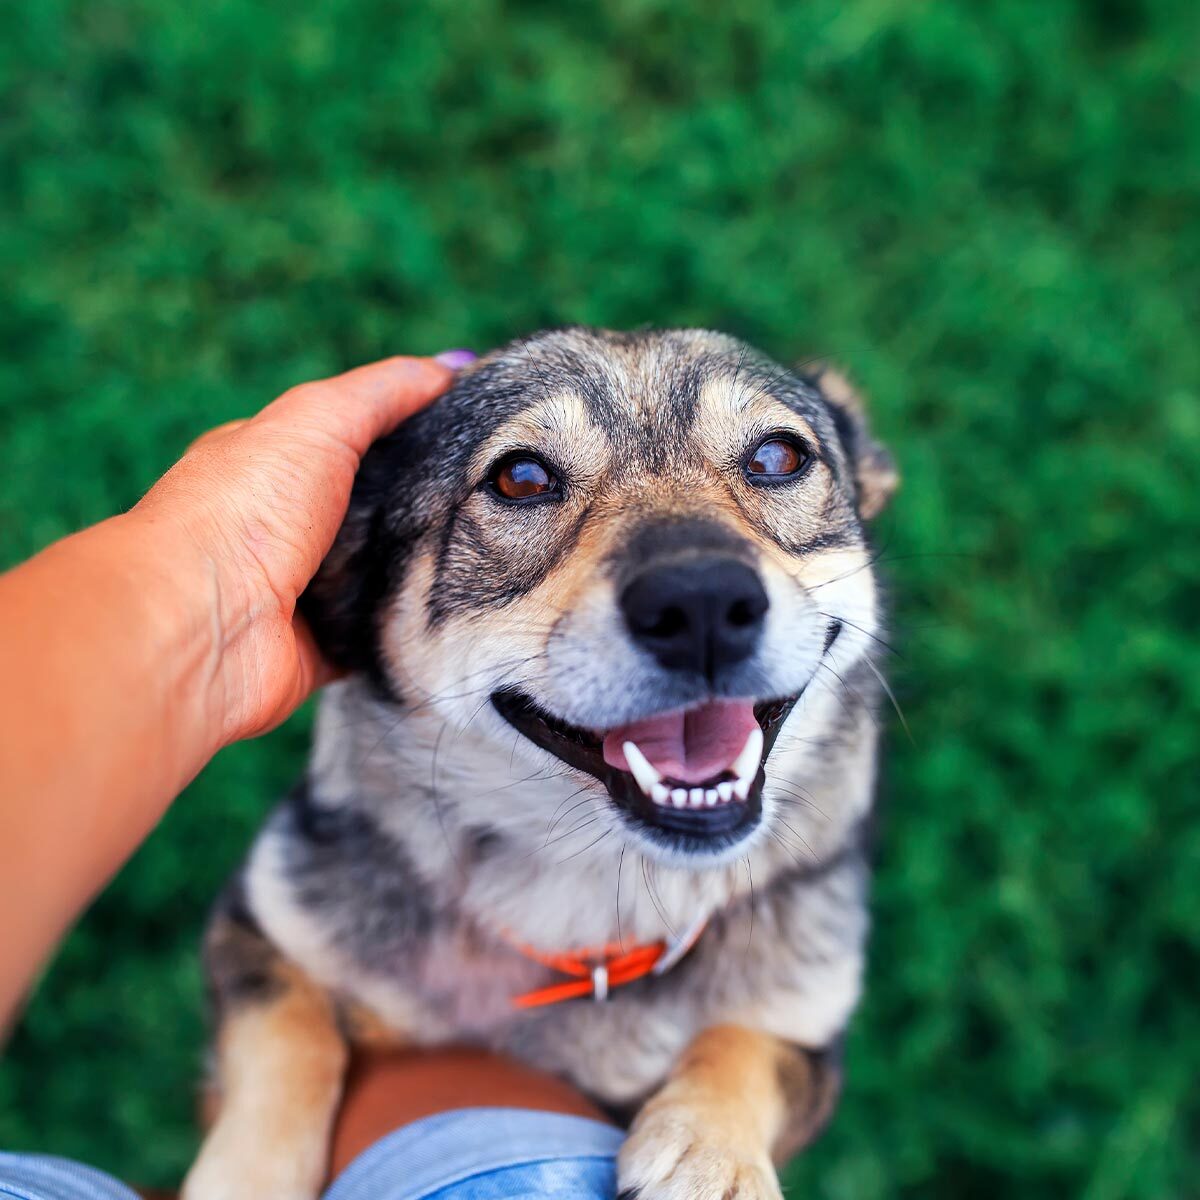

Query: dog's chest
386,925,699,1104
409,926,548,1035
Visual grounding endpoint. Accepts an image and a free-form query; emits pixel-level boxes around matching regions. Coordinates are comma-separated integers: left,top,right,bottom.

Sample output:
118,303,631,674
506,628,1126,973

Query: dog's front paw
617,1099,782,1200
181,1126,324,1200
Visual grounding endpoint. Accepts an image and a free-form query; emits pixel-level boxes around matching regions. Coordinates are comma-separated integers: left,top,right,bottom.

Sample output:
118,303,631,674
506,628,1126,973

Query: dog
181,327,897,1200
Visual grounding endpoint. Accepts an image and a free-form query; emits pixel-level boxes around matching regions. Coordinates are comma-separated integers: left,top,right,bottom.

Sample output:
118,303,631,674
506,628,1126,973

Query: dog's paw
617,1099,783,1200
181,1129,323,1200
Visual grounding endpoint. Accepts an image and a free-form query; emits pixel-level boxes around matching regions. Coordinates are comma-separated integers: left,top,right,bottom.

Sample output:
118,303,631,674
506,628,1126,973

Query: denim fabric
0,1108,623,1200
0,1154,139,1200
325,1109,623,1200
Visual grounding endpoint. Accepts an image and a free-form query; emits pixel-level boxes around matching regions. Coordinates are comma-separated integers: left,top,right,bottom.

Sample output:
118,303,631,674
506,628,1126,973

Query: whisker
744,857,755,953
817,611,904,661
542,793,595,843
482,766,581,798
864,657,914,744
642,859,678,939
816,661,881,734
772,786,830,823
555,828,612,866
536,813,603,856
429,721,461,872
774,814,819,863
615,842,628,952
768,829,810,871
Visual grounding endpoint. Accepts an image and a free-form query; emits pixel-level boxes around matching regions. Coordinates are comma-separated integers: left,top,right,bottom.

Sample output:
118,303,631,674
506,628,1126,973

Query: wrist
89,509,232,773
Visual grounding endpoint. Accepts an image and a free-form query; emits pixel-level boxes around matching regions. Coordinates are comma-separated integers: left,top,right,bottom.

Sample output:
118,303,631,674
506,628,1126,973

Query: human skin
0,355,457,1025
2,353,611,1193
327,1047,610,1177
134,1046,611,1197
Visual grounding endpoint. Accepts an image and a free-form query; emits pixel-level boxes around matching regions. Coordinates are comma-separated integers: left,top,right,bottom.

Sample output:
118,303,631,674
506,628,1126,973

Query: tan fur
181,965,347,1200
190,329,895,1200
619,1025,802,1200
816,366,898,519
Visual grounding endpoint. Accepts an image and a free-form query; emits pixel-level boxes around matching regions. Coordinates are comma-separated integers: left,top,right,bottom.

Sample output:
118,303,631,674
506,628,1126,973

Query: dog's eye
489,454,559,502
745,436,809,482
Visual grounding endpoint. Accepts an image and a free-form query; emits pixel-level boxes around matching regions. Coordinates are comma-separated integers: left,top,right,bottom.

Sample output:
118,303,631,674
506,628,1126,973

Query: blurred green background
2,0,1198,1195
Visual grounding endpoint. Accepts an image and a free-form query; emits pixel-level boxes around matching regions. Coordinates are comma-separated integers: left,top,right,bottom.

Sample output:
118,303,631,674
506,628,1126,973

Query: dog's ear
299,460,394,675
811,365,898,520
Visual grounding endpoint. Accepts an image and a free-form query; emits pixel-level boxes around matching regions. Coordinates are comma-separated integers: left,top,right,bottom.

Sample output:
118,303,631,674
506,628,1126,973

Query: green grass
2,0,1198,1194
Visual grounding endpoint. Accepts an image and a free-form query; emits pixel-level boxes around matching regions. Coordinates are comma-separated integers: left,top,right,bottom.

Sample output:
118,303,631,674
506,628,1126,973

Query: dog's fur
182,328,897,1200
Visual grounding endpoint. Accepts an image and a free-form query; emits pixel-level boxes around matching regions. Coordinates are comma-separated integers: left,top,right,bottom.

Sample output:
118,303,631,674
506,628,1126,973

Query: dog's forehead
438,327,831,459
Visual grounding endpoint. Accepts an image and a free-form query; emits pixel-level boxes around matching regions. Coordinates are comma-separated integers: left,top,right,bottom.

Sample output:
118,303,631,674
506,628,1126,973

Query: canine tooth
671,788,689,807
732,776,751,801
623,741,662,796
704,788,719,806
689,788,705,807
730,726,764,786
651,783,671,805
717,781,734,802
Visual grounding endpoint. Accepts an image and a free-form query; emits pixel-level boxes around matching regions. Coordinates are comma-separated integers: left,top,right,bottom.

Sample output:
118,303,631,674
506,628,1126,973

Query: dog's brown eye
746,436,807,481
490,455,558,502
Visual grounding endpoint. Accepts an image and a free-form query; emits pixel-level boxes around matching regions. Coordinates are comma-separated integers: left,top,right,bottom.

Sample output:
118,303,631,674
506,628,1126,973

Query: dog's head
303,328,896,866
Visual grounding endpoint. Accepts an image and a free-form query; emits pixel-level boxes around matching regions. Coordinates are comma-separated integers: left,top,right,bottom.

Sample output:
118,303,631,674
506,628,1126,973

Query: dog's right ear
300,391,461,680
299,458,394,676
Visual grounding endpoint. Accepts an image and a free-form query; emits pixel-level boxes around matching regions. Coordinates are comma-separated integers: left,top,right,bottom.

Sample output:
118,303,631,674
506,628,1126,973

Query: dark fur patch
204,878,287,1012
773,1037,844,1161
301,327,882,678
279,784,437,963
610,516,758,584
427,502,587,627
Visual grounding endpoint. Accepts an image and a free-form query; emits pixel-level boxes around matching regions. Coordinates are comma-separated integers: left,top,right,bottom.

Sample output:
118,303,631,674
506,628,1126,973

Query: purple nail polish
435,349,477,369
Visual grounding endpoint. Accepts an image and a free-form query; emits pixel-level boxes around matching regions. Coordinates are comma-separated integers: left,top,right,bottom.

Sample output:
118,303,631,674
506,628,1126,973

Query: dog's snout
620,558,769,680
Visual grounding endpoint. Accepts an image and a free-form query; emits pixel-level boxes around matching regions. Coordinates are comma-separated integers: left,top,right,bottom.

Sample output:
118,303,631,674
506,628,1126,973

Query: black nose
620,558,769,680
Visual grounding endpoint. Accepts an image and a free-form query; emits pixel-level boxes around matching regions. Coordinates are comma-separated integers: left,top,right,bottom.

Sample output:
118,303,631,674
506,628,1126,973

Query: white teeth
634,726,763,812
730,726,763,787
623,741,662,796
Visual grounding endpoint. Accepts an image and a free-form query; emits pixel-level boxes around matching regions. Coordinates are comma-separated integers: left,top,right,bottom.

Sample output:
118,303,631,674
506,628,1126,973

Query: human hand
130,354,463,748
0,353,478,1021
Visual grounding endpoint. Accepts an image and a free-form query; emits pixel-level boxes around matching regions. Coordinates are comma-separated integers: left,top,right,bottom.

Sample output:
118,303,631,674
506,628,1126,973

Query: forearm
0,355,454,1030
0,512,217,1024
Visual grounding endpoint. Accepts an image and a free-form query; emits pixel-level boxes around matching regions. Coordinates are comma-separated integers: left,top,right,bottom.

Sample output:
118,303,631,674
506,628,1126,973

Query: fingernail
435,349,477,370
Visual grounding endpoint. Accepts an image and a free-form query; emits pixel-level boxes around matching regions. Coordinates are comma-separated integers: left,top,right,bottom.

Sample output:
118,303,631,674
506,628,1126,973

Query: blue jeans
0,1109,623,1200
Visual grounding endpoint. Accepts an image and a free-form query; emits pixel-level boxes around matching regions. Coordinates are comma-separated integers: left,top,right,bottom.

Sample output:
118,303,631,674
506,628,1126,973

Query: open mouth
492,623,841,853
490,690,802,853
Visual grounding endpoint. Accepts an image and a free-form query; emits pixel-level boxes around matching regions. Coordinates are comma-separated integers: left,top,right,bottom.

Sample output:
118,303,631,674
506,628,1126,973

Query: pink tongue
602,700,759,784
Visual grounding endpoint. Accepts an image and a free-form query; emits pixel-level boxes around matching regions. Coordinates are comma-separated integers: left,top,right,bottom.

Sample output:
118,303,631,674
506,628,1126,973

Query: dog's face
304,329,896,866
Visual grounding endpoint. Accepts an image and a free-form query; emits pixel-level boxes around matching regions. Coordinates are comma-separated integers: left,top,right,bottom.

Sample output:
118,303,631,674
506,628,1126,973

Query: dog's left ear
811,365,899,520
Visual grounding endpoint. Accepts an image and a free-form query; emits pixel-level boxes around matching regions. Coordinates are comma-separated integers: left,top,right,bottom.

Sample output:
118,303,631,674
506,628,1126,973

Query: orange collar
501,915,708,1009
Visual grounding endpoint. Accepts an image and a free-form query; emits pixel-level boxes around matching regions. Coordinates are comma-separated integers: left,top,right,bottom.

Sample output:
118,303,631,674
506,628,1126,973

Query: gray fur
215,326,893,1123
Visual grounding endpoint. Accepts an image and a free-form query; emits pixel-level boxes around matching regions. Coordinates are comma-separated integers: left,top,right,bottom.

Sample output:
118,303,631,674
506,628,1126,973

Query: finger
261,356,455,460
